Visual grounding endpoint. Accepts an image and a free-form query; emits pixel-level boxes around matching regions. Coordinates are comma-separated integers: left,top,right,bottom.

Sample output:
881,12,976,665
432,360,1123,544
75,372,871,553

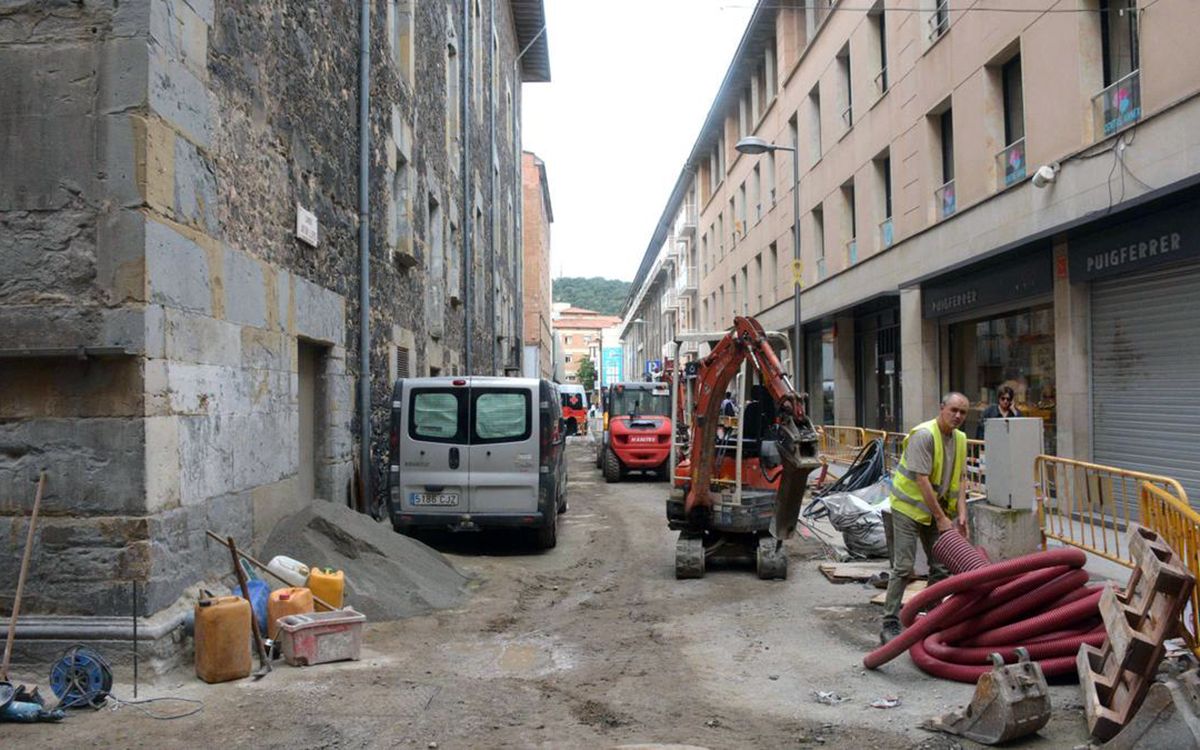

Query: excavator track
674,533,706,579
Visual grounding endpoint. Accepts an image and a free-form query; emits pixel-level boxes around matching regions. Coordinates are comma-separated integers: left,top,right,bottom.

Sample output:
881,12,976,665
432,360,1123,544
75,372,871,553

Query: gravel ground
6,442,1093,749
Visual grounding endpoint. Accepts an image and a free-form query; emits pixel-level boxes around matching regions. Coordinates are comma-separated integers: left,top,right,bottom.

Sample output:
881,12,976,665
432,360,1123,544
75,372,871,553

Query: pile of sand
261,500,468,621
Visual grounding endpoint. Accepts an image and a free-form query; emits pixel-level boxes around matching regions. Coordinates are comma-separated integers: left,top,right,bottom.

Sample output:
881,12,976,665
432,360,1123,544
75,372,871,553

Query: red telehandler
667,316,822,579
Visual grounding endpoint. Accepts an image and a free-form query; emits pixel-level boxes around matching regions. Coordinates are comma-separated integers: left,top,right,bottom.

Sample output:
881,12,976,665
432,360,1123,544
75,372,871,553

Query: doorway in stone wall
297,340,328,502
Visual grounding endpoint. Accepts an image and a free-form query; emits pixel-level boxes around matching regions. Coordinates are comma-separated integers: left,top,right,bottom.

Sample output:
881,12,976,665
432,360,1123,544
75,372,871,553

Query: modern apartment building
621,0,1200,501
522,151,555,380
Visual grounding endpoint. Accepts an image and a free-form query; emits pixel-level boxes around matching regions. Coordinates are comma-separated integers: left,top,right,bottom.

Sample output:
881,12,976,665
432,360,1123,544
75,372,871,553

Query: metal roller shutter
1091,263,1200,513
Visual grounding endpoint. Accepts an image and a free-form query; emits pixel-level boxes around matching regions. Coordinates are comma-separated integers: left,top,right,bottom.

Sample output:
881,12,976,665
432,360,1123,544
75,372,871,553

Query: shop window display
949,305,1056,452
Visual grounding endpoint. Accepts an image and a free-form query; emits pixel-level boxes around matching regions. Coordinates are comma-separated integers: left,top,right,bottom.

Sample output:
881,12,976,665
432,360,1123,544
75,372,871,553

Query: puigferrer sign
1069,196,1199,281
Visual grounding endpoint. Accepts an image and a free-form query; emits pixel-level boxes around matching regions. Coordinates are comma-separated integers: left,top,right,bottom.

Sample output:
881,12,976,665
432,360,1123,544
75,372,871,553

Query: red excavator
667,316,821,579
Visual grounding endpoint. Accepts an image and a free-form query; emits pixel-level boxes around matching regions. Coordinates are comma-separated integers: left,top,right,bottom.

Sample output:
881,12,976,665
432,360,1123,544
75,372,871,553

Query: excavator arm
683,316,821,539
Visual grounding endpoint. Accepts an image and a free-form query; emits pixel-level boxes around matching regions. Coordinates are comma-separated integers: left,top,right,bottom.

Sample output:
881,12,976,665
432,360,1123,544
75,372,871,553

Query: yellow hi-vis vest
890,419,967,525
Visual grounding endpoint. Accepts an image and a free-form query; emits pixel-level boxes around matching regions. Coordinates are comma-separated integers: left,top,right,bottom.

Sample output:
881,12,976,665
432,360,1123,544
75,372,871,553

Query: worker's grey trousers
882,511,950,624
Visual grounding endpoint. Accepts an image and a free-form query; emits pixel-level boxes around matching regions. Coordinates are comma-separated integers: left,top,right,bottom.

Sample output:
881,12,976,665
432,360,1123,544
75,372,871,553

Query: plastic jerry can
228,578,270,635
194,596,252,684
306,567,345,611
266,555,310,588
267,587,314,637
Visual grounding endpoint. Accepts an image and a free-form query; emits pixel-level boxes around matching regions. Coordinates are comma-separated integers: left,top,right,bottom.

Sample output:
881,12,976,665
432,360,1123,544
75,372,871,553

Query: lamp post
735,136,803,387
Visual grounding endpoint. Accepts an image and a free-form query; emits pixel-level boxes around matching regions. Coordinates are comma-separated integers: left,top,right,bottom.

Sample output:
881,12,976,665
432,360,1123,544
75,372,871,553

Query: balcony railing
1093,70,1141,139
816,257,827,281
841,104,853,130
845,238,858,266
928,0,949,41
676,263,698,293
879,217,894,249
874,67,888,96
997,137,1026,189
662,287,677,311
935,179,956,220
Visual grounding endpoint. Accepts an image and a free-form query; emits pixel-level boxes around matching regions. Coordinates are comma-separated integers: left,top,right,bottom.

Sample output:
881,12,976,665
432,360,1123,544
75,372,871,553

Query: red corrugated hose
862,531,1107,681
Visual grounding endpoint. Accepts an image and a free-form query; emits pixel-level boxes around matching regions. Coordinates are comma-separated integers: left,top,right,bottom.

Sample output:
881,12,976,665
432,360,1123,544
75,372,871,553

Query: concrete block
146,219,211,314
99,307,149,354
138,114,176,214
99,36,150,114
163,308,240,367
0,418,147,516
0,44,99,209
241,327,289,372
144,415,181,511
0,204,99,305
224,247,268,328
968,501,1042,562
176,414,234,505
0,357,143,420
293,275,346,345
230,411,296,491
96,208,148,304
148,48,212,148
174,137,218,233
144,304,167,358
98,112,144,209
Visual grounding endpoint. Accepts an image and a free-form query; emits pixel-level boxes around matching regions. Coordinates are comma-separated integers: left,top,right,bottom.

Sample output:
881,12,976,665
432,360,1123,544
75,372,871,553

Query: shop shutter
1091,263,1200,516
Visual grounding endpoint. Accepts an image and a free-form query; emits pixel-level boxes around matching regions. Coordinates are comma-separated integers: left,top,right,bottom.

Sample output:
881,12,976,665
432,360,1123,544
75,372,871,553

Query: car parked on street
387,376,567,549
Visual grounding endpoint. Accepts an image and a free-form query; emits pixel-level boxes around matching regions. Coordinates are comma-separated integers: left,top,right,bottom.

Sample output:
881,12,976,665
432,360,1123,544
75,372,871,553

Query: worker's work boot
879,620,902,645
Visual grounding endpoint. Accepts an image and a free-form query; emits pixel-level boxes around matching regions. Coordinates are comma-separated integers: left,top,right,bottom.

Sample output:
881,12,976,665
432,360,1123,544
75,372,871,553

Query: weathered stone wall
0,0,529,619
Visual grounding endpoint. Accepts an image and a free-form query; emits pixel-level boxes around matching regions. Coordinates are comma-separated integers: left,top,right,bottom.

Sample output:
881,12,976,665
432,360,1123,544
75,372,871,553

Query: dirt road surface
8,442,1091,748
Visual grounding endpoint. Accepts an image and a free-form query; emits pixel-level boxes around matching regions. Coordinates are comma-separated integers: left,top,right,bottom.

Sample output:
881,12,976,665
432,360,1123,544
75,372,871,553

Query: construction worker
879,392,969,645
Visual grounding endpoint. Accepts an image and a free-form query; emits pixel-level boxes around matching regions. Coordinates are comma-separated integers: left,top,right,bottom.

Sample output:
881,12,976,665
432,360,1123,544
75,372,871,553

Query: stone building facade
0,0,549,636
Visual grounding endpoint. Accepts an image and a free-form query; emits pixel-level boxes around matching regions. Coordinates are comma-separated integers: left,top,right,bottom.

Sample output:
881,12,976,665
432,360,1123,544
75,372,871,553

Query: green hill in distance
552,277,631,317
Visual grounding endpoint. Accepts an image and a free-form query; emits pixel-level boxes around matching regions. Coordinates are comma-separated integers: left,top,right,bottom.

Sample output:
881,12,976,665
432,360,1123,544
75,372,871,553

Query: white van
386,376,567,548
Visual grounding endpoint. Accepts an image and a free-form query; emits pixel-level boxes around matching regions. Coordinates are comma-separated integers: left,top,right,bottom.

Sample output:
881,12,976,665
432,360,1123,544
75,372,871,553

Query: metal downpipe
358,0,371,508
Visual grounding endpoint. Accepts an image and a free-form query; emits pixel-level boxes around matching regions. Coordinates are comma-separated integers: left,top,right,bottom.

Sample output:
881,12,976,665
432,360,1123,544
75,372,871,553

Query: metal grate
398,346,411,379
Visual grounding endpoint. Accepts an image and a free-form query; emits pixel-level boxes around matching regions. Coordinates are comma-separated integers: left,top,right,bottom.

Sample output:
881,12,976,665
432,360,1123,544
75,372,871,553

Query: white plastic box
276,607,366,666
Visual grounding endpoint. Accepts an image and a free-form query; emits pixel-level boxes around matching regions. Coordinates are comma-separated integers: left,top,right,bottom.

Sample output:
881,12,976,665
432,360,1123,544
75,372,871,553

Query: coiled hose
863,532,1106,681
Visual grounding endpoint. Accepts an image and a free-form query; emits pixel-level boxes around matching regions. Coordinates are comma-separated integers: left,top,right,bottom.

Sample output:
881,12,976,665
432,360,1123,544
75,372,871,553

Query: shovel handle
227,536,271,675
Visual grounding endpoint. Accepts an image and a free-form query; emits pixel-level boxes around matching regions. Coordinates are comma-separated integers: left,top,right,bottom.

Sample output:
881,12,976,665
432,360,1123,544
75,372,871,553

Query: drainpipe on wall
357,0,372,510
462,0,473,374
489,0,498,375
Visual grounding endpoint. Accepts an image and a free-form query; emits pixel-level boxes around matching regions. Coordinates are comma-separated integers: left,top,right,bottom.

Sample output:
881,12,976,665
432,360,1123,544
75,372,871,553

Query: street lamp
735,136,803,388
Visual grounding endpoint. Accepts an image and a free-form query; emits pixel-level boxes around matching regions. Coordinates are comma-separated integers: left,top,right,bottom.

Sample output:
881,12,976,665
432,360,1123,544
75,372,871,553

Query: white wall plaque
296,204,319,247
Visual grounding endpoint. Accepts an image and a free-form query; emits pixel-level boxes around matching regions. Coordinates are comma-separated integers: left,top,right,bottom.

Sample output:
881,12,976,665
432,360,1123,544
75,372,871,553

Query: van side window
472,389,531,443
410,390,465,442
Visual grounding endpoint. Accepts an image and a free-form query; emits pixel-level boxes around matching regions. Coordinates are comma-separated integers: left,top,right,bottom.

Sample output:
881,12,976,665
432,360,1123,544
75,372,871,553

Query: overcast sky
522,1,754,282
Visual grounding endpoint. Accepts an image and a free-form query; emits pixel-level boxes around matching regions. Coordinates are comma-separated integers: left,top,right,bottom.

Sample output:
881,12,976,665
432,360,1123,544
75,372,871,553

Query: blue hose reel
49,646,113,708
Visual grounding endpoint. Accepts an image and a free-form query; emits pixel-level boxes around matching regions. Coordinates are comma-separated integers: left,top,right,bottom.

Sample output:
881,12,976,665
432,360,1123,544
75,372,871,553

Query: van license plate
411,492,460,506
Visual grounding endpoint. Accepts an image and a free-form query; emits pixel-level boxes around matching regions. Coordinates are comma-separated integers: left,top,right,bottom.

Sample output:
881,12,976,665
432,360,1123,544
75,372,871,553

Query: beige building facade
554,306,621,384
623,0,1200,503
522,151,554,379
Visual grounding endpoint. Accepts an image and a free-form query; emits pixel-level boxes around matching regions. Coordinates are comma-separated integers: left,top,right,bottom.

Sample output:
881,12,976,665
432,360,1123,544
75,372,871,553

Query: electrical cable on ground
49,645,204,720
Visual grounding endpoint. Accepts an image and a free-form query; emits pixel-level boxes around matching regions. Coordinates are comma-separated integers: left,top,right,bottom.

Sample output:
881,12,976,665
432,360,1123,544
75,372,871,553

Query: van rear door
467,384,538,514
399,381,469,514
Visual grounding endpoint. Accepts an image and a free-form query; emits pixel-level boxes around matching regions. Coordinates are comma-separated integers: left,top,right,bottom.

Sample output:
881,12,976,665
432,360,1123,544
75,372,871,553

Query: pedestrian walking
879,392,970,645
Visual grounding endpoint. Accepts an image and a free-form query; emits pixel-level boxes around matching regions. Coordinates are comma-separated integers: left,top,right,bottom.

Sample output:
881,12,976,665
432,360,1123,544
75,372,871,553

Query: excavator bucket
923,648,1051,745
769,420,821,541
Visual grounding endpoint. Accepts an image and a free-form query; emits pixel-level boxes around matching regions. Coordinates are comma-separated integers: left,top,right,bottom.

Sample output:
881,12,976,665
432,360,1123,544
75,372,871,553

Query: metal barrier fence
819,425,867,464
1036,455,1187,567
1139,481,1200,648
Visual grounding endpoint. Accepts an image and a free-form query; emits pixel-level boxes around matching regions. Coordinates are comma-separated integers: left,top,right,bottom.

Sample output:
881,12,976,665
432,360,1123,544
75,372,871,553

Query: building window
752,164,761,222
837,45,852,130
806,89,821,163
768,242,778,303
949,304,1056,452
936,107,956,218
472,0,483,117
390,152,414,264
999,55,1026,187
446,19,461,168
427,195,445,337
397,345,411,378
930,0,950,41
806,325,836,424
1100,0,1139,86
767,146,777,205
737,184,747,236
871,2,888,94
843,181,857,266
565,354,572,363
878,153,894,248
754,254,763,311
812,205,826,279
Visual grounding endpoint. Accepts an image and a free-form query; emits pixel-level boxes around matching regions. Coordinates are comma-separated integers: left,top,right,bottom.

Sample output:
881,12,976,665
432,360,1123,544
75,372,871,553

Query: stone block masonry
0,0,534,647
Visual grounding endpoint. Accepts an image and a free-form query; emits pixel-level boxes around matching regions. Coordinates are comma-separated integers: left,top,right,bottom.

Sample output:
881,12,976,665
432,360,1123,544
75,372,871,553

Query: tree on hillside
552,277,631,316
576,356,597,392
